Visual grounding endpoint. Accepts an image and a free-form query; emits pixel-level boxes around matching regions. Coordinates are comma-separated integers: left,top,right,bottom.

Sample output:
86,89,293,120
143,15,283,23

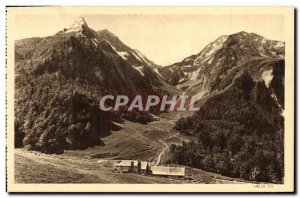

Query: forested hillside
170,65,284,183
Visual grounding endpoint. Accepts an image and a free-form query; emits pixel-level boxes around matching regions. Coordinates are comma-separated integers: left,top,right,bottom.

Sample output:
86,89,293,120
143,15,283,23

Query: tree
227,134,243,155
249,167,261,181
215,131,226,150
202,155,215,172
15,118,25,148
198,129,213,150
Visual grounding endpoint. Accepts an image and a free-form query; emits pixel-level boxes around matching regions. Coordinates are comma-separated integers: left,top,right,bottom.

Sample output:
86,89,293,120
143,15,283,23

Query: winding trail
154,140,168,166
165,132,180,140
154,133,179,166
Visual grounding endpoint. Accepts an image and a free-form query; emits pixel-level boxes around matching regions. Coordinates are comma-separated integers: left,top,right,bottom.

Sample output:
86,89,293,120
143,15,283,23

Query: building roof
116,160,149,170
151,166,185,176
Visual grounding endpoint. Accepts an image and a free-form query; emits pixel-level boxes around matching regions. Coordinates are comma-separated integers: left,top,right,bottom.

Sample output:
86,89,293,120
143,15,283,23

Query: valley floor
14,112,251,184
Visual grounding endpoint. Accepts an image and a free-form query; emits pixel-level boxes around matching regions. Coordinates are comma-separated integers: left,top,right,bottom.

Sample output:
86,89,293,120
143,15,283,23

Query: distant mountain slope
166,32,285,183
160,31,284,103
172,72,284,183
14,17,177,154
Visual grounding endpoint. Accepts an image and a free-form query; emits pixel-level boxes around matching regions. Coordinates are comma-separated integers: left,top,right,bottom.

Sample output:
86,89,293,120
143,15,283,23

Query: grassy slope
62,113,194,163
15,149,178,184
15,149,248,184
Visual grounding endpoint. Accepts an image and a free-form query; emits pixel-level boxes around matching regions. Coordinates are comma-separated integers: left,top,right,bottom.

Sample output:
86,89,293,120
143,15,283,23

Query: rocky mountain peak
69,16,89,30
56,16,93,36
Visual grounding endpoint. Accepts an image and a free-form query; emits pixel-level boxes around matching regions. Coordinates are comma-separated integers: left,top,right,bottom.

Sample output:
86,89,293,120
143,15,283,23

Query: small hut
115,160,150,174
151,166,185,177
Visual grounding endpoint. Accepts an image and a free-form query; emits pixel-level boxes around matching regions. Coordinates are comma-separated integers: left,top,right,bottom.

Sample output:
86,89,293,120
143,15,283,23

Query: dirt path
154,140,168,166
154,133,179,166
164,132,180,140
15,149,117,183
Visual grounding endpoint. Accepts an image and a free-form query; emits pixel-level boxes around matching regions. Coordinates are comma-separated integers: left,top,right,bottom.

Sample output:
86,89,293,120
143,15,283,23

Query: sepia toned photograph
6,6,294,192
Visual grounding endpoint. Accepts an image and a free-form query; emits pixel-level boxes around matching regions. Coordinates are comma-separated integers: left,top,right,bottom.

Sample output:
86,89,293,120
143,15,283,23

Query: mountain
167,32,285,183
14,17,177,154
160,31,284,106
96,29,175,93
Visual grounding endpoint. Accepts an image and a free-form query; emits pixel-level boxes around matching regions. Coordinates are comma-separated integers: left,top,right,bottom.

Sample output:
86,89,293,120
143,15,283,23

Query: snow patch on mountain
77,32,86,38
190,68,201,80
262,69,273,87
64,17,89,34
207,57,213,64
274,41,284,49
133,66,144,76
154,68,165,79
107,43,129,60
116,51,129,60
91,39,98,47
131,51,143,62
178,78,185,84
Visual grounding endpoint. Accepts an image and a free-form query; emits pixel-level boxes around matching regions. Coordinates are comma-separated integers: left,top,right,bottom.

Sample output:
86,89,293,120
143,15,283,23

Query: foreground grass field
15,149,182,184
15,149,248,184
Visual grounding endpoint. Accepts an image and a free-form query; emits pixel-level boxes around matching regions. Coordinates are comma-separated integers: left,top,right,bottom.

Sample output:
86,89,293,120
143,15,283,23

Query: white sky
15,14,284,66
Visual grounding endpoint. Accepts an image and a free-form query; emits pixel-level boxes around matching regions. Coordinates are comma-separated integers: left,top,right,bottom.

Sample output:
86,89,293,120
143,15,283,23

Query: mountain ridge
159,31,284,107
